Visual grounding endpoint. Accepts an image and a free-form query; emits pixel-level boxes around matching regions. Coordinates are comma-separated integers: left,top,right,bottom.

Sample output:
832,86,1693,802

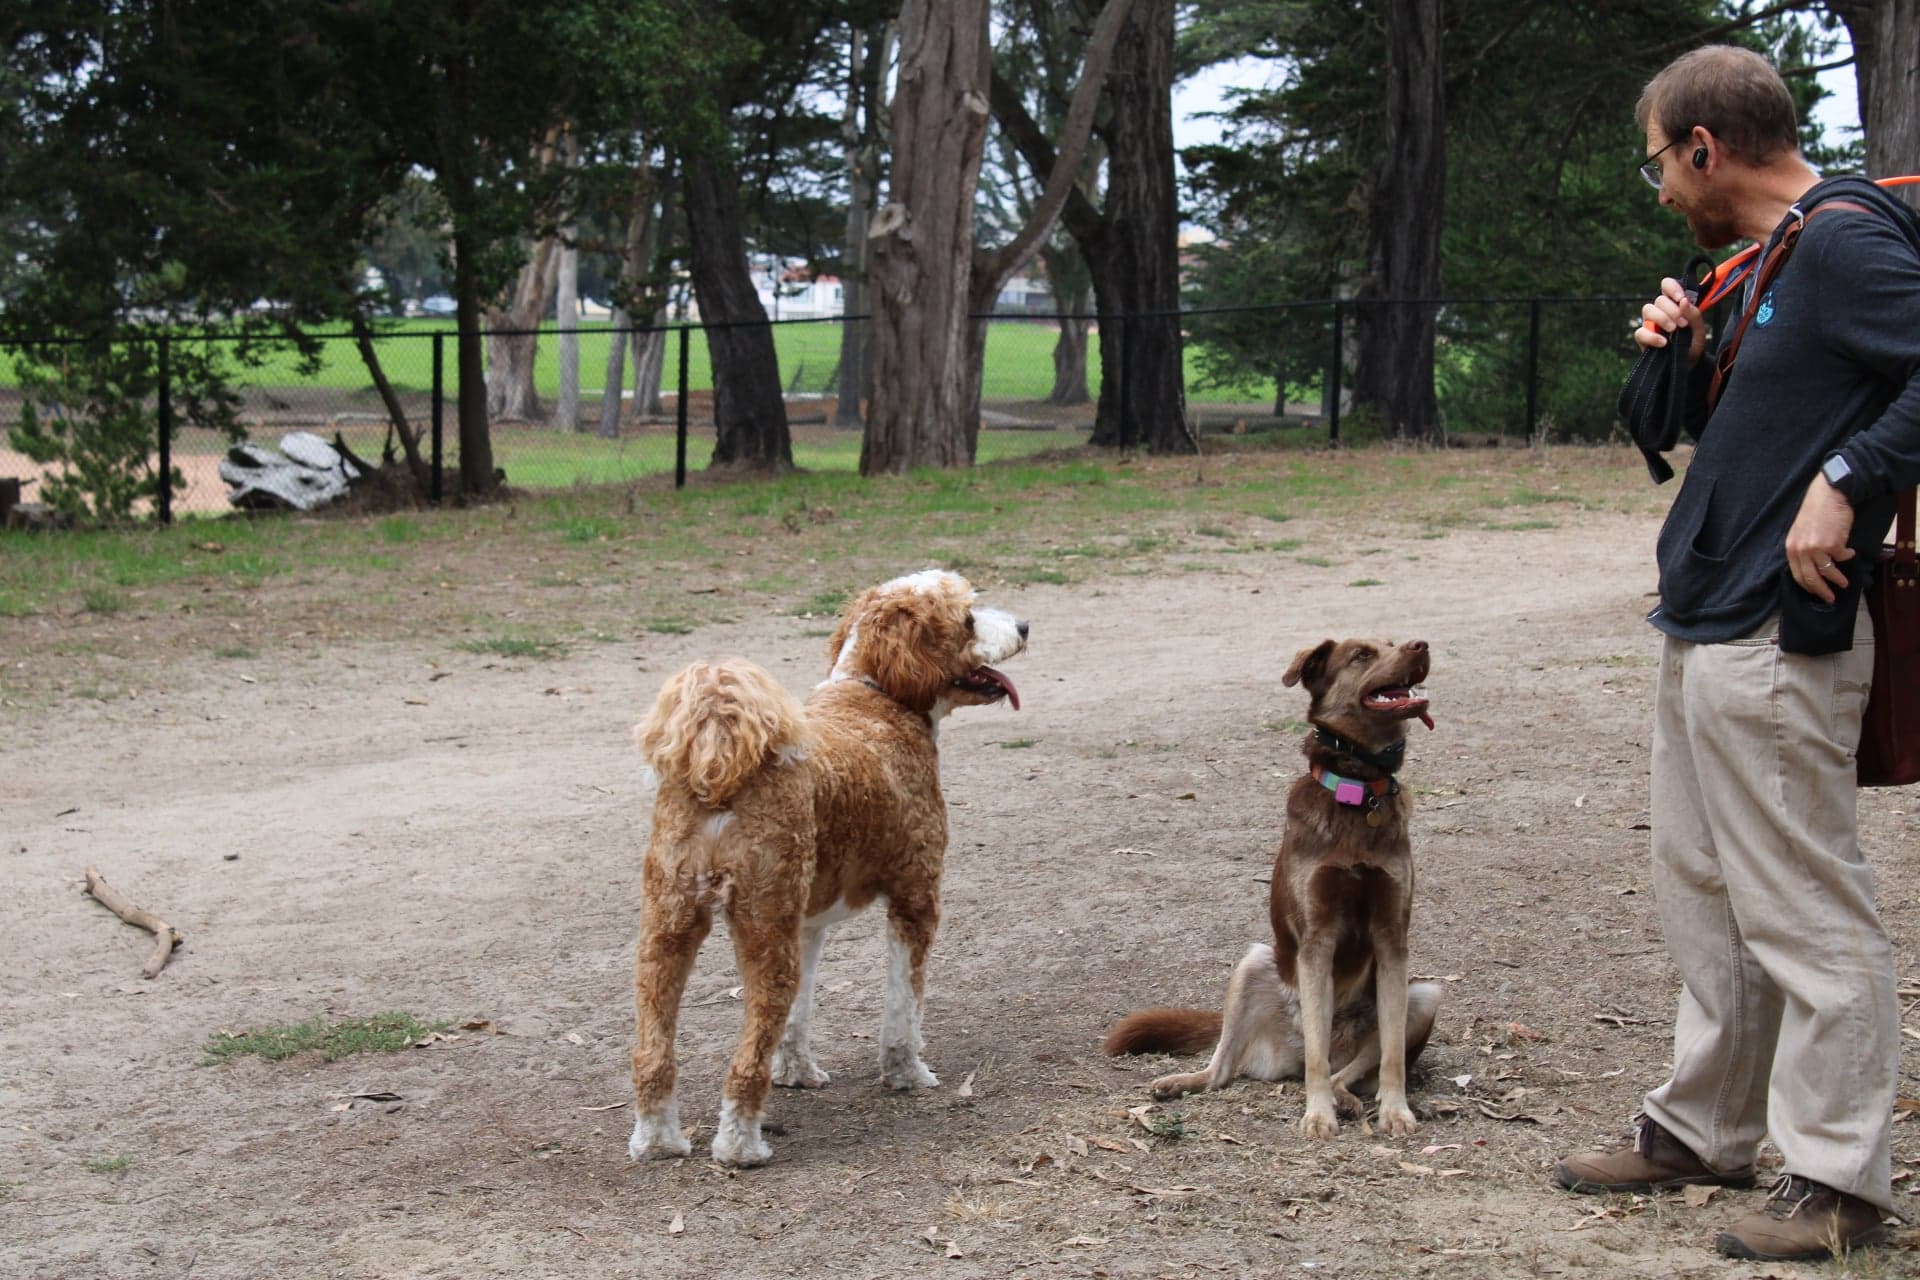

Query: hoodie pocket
1655,474,1728,620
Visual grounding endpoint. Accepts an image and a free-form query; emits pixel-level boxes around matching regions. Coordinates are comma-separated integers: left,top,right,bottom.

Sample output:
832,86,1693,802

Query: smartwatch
1821,452,1861,503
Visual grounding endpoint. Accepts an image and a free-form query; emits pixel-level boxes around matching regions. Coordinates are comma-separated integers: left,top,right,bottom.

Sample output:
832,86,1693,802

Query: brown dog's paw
1150,1071,1202,1100
1298,1104,1340,1140
1377,1102,1419,1137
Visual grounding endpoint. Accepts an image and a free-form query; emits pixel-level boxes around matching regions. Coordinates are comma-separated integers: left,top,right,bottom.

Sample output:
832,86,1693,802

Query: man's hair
1636,45,1800,162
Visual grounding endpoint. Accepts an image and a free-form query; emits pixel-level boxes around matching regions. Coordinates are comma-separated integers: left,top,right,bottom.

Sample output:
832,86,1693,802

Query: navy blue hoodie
1653,176,1920,651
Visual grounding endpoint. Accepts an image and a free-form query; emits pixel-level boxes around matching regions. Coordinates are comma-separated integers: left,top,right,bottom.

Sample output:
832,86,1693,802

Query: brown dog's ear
1282,639,1337,689
856,595,952,712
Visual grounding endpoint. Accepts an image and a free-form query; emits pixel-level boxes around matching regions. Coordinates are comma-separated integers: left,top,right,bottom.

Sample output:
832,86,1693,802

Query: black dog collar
1312,726,1405,776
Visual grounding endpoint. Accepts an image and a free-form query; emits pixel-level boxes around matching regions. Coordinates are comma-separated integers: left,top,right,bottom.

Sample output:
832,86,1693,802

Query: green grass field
1,315,1292,405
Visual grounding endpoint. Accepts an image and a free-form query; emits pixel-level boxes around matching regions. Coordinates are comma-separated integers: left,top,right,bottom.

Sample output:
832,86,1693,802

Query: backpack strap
1707,199,1876,412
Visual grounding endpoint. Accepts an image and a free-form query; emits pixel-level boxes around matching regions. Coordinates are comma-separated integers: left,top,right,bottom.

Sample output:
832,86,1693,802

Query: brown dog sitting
1104,637,1441,1139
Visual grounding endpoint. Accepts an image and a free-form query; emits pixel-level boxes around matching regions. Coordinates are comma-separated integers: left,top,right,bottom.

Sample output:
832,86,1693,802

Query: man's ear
1283,640,1337,689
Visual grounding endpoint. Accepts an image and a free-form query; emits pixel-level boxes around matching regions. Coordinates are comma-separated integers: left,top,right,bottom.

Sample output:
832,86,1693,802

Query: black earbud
1692,146,1708,169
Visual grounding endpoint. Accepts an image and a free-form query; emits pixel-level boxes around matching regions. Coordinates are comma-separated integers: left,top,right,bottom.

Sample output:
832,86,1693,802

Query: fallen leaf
1574,795,1587,808
1420,1143,1461,1155
1019,1151,1054,1175
1683,1185,1720,1208
956,1072,975,1098
1085,1135,1131,1153
668,1213,684,1235
579,1101,628,1112
565,1032,586,1046
1452,1073,1473,1088
1057,1236,1110,1247
1438,1169,1471,1179
1174,792,1196,801
335,1091,402,1103
1129,1185,1204,1200
1065,1134,1088,1157
459,1019,499,1033
1507,1022,1547,1043
1398,1162,1435,1176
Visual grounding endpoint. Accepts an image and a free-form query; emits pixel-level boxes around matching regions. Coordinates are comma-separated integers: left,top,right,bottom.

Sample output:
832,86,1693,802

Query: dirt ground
4,498,1920,1279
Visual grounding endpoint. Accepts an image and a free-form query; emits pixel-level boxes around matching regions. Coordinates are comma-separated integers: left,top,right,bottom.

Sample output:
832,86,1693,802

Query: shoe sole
1555,1163,1758,1195
1713,1226,1887,1261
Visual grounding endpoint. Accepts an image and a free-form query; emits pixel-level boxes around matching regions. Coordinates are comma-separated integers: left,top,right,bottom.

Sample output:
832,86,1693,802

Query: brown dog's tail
1101,1008,1222,1057
636,660,814,808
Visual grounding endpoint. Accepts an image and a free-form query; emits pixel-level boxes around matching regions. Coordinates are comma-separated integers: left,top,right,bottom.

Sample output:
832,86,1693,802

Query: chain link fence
1,295,1647,523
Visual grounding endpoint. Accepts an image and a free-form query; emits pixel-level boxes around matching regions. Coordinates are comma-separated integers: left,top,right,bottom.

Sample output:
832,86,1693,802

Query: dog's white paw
628,1110,692,1161
1377,1100,1419,1138
710,1100,773,1168
1151,1072,1204,1100
771,1048,831,1089
1299,1102,1340,1141
880,1048,939,1091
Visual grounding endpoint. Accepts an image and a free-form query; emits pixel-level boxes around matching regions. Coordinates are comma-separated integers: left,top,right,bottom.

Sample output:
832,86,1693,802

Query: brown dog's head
1282,637,1433,757
826,570,1029,716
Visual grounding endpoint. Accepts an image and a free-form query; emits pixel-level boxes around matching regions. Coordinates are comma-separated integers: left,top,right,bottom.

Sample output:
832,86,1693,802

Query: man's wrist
1821,452,1864,505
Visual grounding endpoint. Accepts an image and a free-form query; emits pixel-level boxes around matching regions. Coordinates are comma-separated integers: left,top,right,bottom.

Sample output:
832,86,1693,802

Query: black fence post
1524,299,1543,443
1116,314,1132,449
675,325,690,489
430,332,444,506
156,334,173,525
1328,300,1344,445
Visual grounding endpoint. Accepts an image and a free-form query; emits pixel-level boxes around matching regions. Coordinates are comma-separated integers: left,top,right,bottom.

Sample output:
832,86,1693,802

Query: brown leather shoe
1555,1116,1757,1193
1714,1175,1887,1261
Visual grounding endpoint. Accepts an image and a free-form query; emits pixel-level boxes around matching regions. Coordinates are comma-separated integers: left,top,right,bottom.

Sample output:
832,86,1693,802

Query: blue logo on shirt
1755,290,1775,326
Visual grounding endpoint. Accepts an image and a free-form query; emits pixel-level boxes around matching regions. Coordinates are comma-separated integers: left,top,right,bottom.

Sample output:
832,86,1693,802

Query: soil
4,505,1919,1279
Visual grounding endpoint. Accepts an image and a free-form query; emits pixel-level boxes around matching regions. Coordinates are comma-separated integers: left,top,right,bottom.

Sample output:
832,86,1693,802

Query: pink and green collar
1310,763,1398,807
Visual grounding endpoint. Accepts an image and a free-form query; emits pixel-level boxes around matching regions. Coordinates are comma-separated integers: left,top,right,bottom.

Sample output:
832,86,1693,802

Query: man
1553,45,1920,1262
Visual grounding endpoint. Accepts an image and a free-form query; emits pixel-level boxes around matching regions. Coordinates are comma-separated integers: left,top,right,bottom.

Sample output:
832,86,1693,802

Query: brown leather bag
1858,486,1920,787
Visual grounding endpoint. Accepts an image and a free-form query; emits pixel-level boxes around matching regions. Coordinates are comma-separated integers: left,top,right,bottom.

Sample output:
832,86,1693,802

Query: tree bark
863,0,995,473
834,23,890,428
600,160,663,438
683,150,793,469
484,235,560,423
1831,0,1919,210
1040,243,1092,406
556,229,580,431
450,224,495,494
1350,0,1445,441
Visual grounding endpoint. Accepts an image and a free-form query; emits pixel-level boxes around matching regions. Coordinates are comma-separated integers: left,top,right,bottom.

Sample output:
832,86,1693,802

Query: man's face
1646,125,1740,249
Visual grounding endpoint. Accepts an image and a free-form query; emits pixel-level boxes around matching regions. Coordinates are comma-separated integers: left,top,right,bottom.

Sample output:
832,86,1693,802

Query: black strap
1312,726,1405,776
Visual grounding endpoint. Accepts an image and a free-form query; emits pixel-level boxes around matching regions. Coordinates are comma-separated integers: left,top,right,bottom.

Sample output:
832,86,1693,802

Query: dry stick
82,866,182,979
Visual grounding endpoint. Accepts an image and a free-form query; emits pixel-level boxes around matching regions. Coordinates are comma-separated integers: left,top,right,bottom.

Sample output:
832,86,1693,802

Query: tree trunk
1350,0,1445,441
600,161,665,438
1832,0,1919,210
349,308,430,490
863,0,994,473
600,307,630,438
1040,244,1092,406
683,151,792,469
634,311,668,416
450,226,495,495
484,236,560,423
556,230,580,431
835,23,891,428
1087,0,1189,452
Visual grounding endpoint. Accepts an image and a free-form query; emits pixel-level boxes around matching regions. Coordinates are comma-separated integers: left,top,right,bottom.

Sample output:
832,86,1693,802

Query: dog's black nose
1017,620,1030,640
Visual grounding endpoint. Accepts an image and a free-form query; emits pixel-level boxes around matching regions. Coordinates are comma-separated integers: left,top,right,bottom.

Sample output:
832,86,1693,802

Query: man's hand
1635,277,1707,365
1785,474,1856,604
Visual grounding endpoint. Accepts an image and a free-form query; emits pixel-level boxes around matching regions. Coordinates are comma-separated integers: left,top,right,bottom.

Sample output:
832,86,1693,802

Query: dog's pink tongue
1418,710,1435,731
980,666,1021,710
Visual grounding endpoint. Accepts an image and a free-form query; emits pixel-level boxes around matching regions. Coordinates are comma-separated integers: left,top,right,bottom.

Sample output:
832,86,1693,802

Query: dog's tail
636,660,814,808
1101,1008,1223,1057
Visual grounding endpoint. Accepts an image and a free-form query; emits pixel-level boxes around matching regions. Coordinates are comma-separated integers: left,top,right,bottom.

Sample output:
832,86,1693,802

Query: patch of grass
213,645,257,660
645,619,694,635
1146,1112,1187,1139
1010,567,1069,585
377,517,424,544
81,586,129,614
1265,718,1311,734
1489,519,1558,531
1263,538,1304,552
553,515,623,544
457,635,567,660
0,591,36,617
1297,555,1334,568
794,587,850,618
998,738,1038,749
1349,578,1384,587
85,1155,133,1174
1193,524,1231,538
202,1012,450,1065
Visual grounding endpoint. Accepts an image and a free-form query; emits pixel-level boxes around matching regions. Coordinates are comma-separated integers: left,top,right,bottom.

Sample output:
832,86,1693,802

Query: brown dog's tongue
1418,710,1435,731
980,666,1021,710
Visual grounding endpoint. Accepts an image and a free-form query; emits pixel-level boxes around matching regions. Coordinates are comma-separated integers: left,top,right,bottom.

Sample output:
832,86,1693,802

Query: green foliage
201,1013,450,1065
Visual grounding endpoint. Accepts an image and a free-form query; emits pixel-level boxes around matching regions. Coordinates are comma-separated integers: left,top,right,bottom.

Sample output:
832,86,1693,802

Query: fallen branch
82,866,182,978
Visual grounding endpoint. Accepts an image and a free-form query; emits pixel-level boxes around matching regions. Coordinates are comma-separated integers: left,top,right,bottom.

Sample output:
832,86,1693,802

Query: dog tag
1365,805,1384,829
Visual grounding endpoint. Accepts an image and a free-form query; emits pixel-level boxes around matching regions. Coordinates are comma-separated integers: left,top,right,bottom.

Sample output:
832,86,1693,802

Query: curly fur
636,661,814,808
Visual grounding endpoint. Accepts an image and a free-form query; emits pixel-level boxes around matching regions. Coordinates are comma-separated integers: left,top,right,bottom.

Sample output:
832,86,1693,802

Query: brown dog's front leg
1295,936,1340,1140
1371,934,1418,1138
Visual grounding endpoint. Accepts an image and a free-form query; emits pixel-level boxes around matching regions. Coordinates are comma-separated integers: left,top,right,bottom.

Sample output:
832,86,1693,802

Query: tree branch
975,0,1136,294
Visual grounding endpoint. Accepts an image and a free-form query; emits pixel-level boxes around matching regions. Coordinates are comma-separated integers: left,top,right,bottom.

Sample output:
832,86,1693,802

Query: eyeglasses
1640,136,1683,189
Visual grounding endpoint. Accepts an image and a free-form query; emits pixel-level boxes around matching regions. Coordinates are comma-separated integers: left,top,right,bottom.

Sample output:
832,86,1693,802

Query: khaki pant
1642,604,1895,1210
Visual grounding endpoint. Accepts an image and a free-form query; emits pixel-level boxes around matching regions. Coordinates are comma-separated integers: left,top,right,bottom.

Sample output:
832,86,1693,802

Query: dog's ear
1282,639,1337,689
855,594,953,712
